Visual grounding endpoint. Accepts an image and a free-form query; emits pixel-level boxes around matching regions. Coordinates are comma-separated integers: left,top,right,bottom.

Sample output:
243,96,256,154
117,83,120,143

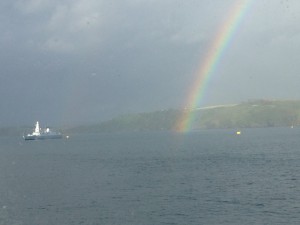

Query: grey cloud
1,0,300,126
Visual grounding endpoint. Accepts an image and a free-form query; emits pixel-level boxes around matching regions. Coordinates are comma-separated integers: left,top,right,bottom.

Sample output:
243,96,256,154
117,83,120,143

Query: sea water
1,127,300,225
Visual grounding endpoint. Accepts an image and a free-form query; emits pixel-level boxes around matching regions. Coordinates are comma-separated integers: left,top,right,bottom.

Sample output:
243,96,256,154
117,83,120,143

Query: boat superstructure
24,121,62,140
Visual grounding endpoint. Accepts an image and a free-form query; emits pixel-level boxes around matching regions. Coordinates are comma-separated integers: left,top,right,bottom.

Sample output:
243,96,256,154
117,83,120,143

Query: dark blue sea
1,127,300,225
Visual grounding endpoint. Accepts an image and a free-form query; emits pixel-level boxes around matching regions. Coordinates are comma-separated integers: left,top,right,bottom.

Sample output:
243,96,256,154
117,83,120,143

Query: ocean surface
1,127,300,225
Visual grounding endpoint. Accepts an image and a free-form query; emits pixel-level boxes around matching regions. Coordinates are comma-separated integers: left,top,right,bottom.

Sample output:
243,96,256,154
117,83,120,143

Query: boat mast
33,121,41,135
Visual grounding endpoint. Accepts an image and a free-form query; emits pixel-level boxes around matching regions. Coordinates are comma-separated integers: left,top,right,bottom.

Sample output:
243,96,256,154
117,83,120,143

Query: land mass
68,99,300,133
2,99,300,136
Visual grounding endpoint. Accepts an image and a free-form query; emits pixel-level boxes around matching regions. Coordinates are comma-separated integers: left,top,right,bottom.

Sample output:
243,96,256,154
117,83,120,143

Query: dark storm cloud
1,0,300,126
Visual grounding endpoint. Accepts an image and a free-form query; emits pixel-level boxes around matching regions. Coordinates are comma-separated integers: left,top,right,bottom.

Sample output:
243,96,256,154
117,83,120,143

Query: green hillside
69,99,300,133
70,109,182,133
195,99,300,129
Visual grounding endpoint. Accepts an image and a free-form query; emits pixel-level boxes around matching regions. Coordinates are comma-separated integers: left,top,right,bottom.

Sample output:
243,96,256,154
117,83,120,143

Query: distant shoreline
2,99,300,135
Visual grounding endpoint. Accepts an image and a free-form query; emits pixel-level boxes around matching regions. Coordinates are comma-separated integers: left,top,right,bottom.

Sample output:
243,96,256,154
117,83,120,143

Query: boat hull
24,134,63,140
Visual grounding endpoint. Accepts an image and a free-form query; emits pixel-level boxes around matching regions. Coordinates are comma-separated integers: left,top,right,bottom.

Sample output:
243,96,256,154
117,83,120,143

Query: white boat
24,121,62,140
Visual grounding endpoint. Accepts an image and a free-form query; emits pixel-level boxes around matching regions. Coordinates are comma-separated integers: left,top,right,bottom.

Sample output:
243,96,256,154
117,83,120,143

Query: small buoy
66,135,70,139
236,131,241,135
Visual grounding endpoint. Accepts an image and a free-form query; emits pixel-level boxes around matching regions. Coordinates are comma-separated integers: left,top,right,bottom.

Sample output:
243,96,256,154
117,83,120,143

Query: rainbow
175,0,253,132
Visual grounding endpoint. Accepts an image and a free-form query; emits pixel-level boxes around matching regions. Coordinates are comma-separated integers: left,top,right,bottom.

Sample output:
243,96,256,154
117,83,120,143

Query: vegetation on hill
196,99,300,129
68,99,300,133
69,109,182,133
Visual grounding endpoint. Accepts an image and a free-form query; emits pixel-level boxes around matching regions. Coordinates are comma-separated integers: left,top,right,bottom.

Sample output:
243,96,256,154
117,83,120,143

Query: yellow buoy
236,131,241,135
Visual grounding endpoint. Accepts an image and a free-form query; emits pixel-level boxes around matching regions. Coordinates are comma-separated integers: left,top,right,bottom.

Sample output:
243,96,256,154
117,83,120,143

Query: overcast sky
1,0,300,126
